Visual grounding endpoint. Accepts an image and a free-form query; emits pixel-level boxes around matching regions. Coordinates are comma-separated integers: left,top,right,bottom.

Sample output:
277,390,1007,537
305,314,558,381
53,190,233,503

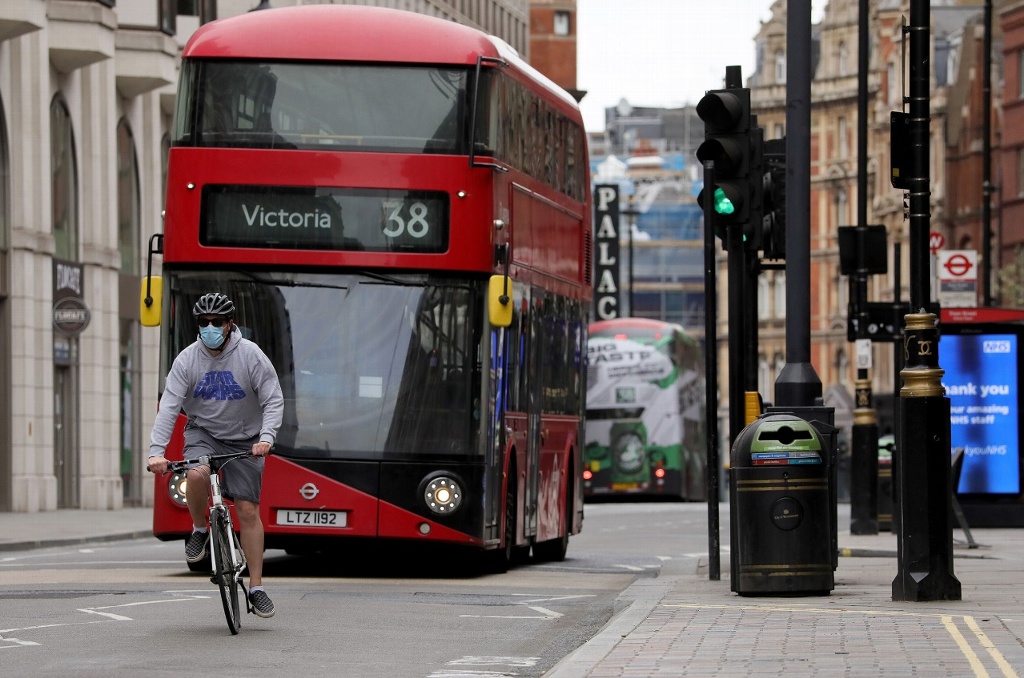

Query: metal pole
703,160,721,581
775,0,822,407
983,0,993,306
892,0,961,602
850,0,878,535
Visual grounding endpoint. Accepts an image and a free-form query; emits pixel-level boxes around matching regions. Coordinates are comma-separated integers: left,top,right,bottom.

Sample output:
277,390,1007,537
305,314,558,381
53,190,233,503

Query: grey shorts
183,426,264,503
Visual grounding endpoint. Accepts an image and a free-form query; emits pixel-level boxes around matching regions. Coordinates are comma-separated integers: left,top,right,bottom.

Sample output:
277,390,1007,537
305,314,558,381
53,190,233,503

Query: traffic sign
929,232,945,254
937,250,977,308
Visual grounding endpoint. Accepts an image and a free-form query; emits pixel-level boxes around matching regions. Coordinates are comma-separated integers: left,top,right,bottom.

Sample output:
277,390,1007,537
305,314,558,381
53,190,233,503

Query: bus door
523,289,545,539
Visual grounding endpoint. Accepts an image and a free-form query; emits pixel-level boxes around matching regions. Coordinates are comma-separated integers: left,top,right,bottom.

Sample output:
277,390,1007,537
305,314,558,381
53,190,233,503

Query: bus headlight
423,475,463,514
167,472,188,507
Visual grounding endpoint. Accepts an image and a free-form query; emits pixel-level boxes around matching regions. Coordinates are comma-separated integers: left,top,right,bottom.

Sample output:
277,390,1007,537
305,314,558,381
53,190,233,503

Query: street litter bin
730,414,835,596
877,435,895,532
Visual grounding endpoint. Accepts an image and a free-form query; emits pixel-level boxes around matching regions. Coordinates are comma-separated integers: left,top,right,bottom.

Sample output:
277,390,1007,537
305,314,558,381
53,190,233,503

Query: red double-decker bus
141,5,592,571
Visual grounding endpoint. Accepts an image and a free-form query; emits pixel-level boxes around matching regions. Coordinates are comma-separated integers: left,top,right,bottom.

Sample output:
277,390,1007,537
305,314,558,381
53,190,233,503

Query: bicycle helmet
192,292,235,318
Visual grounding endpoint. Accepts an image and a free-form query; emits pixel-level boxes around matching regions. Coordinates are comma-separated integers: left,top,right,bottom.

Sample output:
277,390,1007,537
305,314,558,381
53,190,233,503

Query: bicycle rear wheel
210,509,242,634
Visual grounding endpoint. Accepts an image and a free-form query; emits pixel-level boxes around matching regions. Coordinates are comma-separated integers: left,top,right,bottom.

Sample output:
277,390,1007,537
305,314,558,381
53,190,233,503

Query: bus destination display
201,185,448,253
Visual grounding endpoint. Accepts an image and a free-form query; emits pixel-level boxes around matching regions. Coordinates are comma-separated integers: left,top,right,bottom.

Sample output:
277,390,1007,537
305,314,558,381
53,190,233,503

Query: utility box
730,414,835,596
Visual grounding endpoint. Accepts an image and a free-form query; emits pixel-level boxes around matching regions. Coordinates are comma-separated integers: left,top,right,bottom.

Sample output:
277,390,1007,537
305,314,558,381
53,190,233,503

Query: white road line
448,657,539,666
613,564,645,571
511,594,595,603
0,636,41,647
429,655,539,677
77,609,132,622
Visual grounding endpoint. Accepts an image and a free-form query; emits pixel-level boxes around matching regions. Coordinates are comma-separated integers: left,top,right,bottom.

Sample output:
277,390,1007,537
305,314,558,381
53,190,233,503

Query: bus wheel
484,472,517,574
532,475,571,562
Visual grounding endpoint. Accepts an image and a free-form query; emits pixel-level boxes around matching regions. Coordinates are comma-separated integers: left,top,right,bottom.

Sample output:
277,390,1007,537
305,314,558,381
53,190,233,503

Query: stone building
0,0,529,513
744,0,1001,429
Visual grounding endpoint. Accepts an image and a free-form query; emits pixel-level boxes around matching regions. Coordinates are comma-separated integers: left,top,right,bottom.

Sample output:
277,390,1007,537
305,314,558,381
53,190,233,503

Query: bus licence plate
277,509,347,528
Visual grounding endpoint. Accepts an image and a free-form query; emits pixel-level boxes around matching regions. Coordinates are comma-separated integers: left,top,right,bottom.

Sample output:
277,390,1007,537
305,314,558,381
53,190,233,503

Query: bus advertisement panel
143,5,591,571
584,319,706,500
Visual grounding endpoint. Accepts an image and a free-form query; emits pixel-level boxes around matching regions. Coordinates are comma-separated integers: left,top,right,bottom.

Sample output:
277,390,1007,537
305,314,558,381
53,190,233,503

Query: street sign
929,232,945,254
937,250,977,308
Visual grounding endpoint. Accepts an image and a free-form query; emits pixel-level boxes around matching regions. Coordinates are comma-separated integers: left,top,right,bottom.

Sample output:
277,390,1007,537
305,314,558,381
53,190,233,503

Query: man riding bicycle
147,292,284,618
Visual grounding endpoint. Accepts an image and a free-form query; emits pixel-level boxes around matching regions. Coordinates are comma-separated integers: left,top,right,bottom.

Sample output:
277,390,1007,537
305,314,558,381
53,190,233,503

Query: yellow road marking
965,615,1019,678
662,602,1018,676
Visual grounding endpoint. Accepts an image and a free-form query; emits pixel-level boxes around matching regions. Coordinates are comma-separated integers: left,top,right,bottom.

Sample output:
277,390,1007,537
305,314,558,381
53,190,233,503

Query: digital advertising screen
940,332,1021,495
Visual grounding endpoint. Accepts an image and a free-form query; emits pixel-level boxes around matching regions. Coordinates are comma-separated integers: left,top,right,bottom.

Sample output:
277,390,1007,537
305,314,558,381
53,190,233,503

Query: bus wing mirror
488,274,513,328
140,276,163,327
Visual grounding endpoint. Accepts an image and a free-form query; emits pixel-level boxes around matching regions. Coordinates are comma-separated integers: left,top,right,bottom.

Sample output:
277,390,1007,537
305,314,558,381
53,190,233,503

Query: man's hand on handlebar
252,441,272,457
147,455,169,474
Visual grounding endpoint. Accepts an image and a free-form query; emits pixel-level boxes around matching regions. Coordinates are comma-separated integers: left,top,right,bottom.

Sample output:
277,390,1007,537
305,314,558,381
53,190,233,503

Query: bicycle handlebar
162,450,262,475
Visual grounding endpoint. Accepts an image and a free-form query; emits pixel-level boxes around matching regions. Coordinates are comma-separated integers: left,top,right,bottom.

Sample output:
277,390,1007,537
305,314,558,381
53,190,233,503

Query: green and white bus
584,318,706,500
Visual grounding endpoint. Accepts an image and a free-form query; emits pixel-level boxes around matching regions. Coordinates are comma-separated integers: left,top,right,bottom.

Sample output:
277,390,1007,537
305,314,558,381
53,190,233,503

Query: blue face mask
200,325,227,350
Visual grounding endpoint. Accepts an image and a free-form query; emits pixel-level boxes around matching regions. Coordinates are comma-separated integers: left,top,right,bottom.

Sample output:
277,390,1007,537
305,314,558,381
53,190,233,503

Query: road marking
1,635,41,648
613,564,645,572
448,657,539,667
0,560,184,567
964,615,1019,678
77,609,132,622
459,606,562,620
664,602,1019,677
429,655,539,677
511,594,594,603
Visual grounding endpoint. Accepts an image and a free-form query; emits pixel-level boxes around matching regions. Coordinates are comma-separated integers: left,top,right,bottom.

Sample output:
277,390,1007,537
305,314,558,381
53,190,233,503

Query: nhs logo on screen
983,340,1012,353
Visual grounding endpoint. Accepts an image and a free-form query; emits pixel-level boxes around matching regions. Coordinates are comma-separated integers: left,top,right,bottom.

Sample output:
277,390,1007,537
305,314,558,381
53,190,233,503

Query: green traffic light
713,187,735,215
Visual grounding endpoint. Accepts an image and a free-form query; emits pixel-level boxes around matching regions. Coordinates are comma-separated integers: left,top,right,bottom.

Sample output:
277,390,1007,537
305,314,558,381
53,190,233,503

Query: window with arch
758,276,769,319
117,119,140,274
758,355,771,399
51,98,78,261
836,349,848,385
1019,51,1024,100
773,271,786,317
775,49,786,84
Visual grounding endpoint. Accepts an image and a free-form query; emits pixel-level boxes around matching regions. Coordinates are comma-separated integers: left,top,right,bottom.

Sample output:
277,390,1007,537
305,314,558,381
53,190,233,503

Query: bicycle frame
207,458,246,584
165,451,253,633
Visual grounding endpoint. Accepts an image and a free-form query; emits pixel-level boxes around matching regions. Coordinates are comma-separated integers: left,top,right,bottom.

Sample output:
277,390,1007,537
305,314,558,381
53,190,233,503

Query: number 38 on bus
140,5,592,571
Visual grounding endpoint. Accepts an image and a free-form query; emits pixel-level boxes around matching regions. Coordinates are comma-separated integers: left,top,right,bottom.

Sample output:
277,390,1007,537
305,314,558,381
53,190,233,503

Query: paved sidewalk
548,512,1024,677
2,506,1021,676
0,507,152,551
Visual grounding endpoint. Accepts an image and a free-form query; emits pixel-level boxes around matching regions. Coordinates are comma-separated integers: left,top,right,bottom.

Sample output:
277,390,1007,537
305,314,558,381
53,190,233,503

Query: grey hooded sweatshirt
148,326,284,457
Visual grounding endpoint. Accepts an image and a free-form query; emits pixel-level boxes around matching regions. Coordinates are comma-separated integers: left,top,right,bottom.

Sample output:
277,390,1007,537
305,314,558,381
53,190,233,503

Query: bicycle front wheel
210,509,242,634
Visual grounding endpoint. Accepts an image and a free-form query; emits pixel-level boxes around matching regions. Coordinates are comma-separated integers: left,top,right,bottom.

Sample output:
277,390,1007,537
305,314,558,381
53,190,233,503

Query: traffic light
695,87,753,243
761,137,786,260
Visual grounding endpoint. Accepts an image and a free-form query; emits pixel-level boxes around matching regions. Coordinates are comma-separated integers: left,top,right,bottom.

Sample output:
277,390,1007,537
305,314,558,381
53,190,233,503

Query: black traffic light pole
850,0,879,536
892,0,961,602
695,65,754,449
703,160,721,582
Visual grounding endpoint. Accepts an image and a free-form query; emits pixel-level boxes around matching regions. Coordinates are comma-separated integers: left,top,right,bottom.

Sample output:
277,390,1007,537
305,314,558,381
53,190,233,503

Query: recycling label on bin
750,419,823,465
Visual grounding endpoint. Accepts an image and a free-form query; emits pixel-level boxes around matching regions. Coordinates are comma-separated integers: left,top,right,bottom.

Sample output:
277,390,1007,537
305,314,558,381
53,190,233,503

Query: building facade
528,0,581,101
0,0,529,513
